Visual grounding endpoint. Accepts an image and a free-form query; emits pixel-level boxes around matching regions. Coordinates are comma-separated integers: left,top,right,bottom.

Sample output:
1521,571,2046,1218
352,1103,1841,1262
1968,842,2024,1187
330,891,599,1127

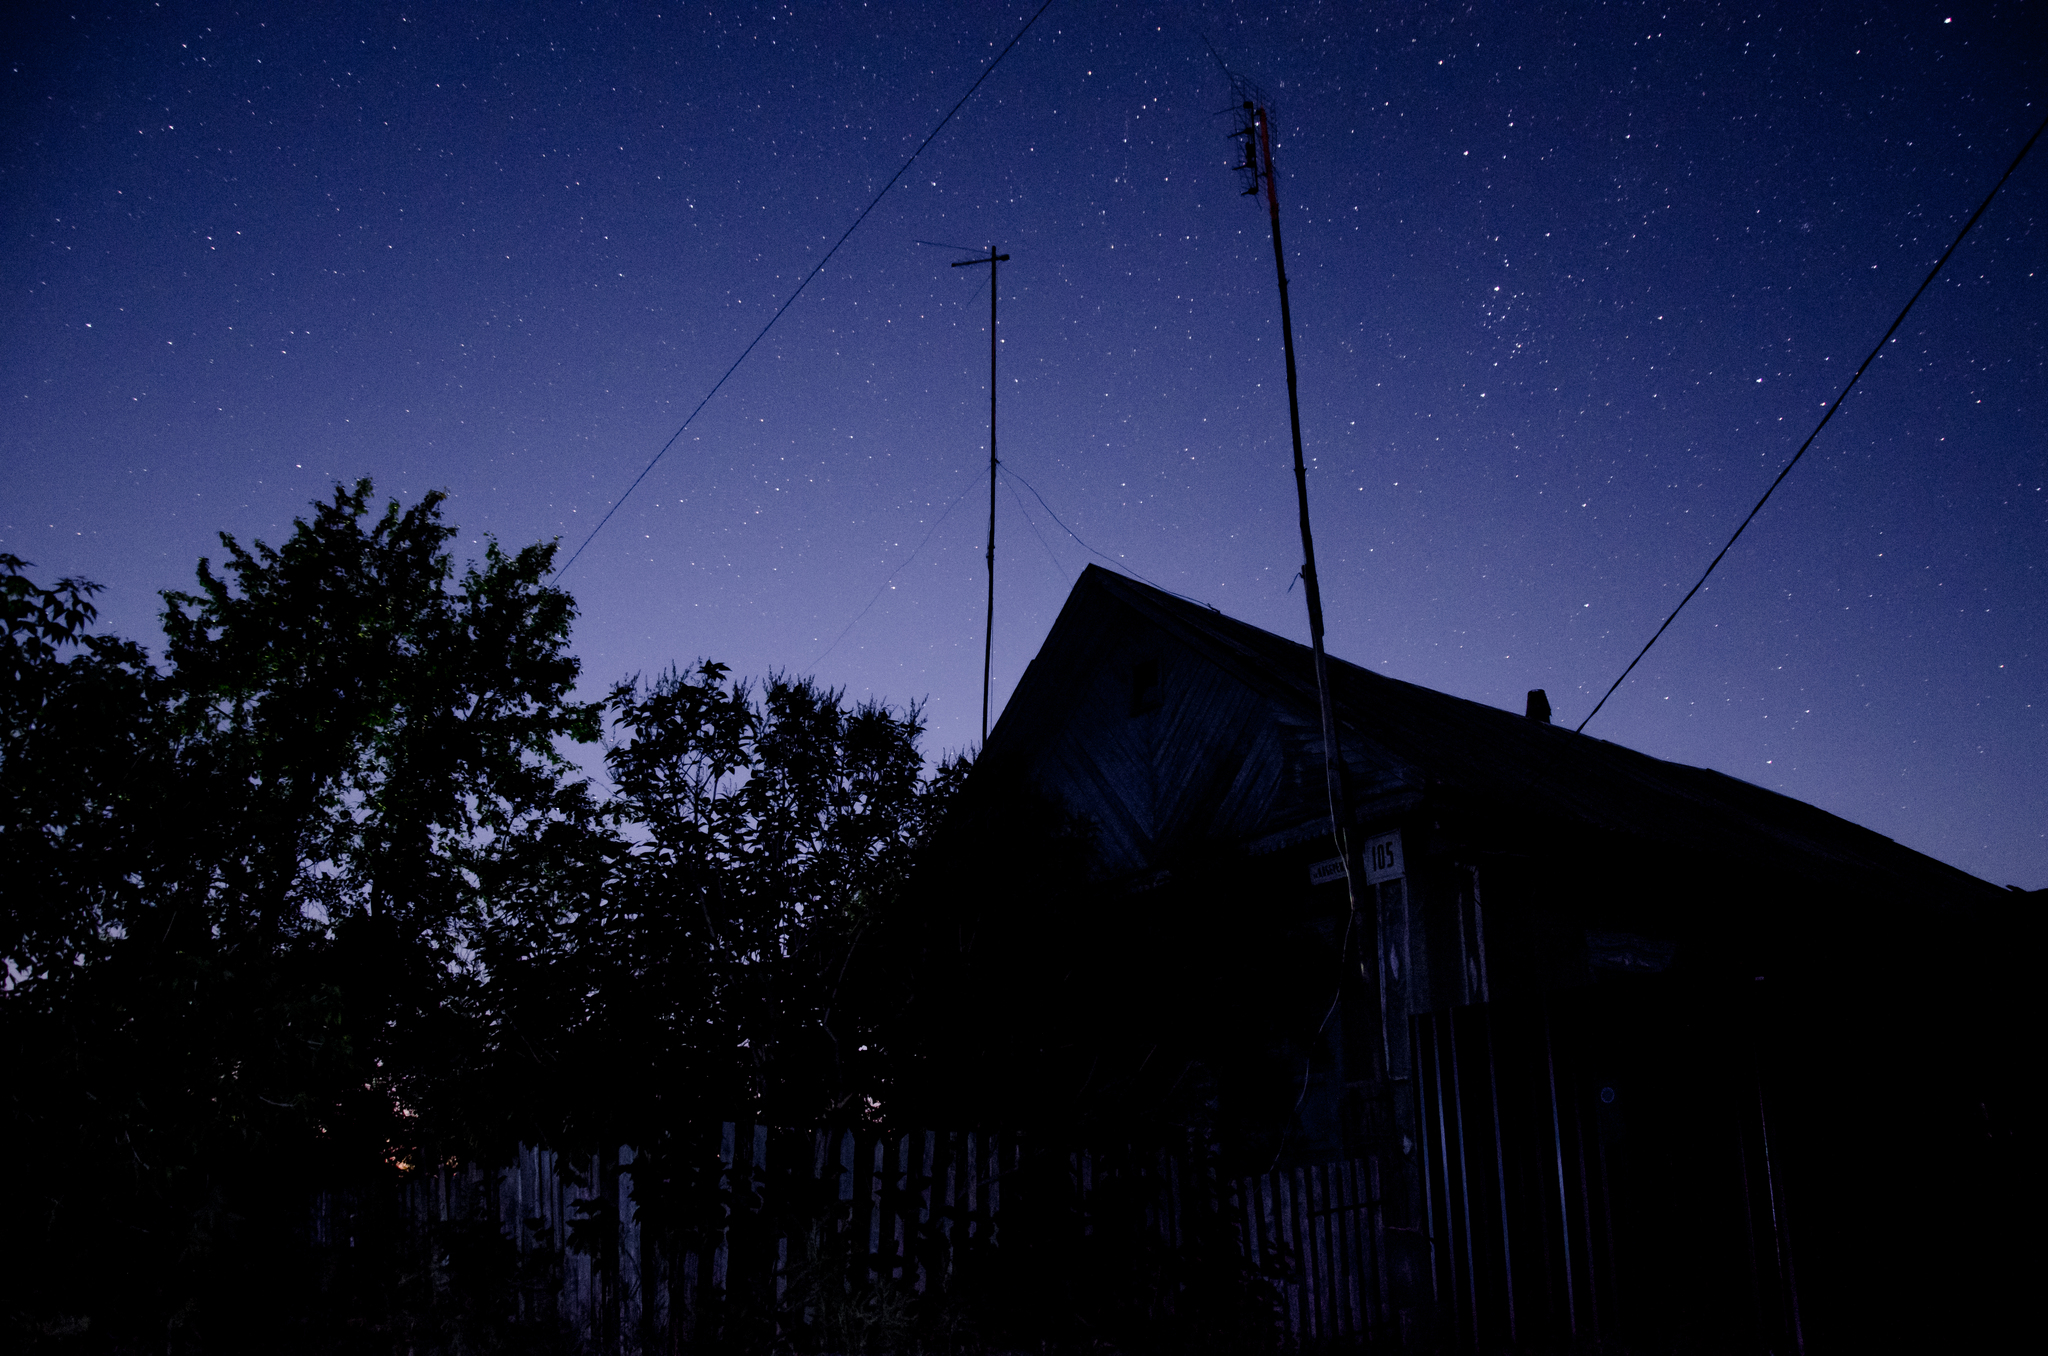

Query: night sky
6,2,2044,888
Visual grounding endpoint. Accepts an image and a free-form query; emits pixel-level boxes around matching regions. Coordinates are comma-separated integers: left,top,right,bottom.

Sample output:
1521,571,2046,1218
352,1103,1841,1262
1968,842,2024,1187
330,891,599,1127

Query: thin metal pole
1447,1015,1480,1346
1416,1019,1442,1318
1575,1051,1603,1337
1755,1068,1806,1353
949,246,1010,745
1485,1007,1517,1345
1543,1006,1578,1337
1253,103,1371,1051
985,250,998,745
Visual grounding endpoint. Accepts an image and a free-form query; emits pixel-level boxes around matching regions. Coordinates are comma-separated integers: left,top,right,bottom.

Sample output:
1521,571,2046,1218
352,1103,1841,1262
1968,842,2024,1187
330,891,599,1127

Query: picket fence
316,1124,1394,1352
1237,1154,1392,1348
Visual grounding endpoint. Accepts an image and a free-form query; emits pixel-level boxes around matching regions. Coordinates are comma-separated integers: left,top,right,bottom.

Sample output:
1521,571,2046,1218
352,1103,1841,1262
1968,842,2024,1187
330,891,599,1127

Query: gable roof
986,565,2001,907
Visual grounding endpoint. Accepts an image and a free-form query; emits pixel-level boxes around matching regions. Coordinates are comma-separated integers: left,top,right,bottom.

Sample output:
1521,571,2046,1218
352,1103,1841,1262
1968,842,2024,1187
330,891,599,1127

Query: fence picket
363,1129,1392,1352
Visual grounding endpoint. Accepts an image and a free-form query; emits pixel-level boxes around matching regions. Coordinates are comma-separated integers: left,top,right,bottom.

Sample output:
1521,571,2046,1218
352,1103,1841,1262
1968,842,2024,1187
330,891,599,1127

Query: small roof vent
1526,689,1552,724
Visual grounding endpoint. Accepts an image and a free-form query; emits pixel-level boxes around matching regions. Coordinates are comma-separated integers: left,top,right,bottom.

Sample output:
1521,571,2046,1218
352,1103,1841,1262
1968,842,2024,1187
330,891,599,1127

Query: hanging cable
1002,473,1071,582
999,464,1206,605
808,468,987,668
1578,108,2048,733
553,0,1059,581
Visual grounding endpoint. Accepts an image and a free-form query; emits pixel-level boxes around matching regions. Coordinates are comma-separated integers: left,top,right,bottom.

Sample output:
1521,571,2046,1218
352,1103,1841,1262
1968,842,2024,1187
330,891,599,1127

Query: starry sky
6,1,2044,888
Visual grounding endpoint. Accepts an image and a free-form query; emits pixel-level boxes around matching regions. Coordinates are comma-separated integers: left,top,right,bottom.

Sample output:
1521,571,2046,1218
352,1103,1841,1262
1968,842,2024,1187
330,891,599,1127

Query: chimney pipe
1526,689,1552,723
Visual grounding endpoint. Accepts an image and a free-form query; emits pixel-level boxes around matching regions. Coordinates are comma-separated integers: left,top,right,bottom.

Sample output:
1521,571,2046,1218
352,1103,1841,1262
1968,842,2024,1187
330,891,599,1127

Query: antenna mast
951,245,1009,744
1232,94,1377,1053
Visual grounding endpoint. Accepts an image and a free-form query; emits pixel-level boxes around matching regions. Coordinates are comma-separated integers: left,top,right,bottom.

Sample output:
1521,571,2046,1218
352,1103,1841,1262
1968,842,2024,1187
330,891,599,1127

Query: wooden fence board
335,1127,1392,1353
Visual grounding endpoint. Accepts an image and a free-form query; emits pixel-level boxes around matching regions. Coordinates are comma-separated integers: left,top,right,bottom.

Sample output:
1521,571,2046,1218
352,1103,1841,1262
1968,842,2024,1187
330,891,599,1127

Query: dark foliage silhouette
5,483,598,1350
3,485,984,1352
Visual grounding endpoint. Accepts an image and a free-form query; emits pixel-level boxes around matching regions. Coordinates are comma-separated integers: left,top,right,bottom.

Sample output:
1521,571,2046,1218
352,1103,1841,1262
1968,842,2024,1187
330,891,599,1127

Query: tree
2,554,169,989
4,480,976,1351
480,663,967,1145
4,481,601,1351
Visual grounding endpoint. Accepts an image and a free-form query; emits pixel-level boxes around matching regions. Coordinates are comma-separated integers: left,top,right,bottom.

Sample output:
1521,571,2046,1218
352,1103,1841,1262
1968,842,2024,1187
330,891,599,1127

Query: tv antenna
945,243,1011,745
1224,80,1379,1059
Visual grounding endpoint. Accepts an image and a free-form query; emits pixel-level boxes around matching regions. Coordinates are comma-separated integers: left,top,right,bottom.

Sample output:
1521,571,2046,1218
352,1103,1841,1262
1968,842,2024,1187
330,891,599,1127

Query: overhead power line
1577,107,2048,734
553,0,1060,581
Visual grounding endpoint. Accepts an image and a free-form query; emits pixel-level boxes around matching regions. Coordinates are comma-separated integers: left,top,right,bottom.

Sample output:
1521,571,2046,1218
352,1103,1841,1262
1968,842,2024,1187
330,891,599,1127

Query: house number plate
1309,831,1404,886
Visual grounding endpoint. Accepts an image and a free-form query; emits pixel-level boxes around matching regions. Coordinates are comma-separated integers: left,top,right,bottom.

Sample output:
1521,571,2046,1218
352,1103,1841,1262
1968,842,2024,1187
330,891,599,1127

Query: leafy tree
4,482,600,1351
2,554,169,989
158,477,598,954
482,662,966,1145
4,480,977,1351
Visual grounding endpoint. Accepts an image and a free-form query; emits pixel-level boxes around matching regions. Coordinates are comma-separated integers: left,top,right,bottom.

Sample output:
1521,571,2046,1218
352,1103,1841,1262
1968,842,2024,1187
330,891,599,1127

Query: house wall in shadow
940,565,2026,1352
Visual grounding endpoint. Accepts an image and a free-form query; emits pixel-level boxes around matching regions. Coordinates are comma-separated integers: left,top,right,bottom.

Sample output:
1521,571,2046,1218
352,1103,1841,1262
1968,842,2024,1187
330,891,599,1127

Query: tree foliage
486,663,962,1142
2,482,969,1352
2,483,608,1349
3,555,168,986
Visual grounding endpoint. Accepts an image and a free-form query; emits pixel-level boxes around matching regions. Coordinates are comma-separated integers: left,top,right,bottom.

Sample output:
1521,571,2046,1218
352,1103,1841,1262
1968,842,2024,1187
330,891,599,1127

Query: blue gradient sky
6,2,2044,886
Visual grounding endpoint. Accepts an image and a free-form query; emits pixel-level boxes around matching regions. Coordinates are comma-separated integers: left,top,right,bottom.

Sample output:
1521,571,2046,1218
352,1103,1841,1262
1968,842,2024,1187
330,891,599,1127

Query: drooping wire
1002,471,1071,582
807,468,988,669
553,0,1060,581
1273,919,1350,1174
1577,108,2048,734
806,462,1198,675
998,464,1210,606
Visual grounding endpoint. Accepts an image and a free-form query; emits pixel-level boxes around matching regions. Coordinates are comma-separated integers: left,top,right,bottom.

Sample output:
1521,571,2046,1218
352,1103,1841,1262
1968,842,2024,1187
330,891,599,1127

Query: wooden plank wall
1411,993,1804,1355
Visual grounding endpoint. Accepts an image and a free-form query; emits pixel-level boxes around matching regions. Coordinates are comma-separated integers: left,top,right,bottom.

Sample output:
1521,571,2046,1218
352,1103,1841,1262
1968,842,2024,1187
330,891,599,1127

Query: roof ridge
1066,566,1995,896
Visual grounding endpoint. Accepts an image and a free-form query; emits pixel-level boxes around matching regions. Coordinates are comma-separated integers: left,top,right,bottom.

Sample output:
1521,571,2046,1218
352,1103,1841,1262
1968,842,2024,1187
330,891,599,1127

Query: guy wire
1003,472,1072,582
808,467,988,669
999,464,1206,606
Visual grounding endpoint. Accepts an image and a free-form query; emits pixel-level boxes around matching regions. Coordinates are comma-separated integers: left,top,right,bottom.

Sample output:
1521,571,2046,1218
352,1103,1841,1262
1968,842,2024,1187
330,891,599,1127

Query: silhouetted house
961,564,2022,1353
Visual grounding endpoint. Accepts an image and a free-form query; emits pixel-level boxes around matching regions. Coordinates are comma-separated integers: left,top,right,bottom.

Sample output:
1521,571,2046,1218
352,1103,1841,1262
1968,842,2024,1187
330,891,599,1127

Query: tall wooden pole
952,245,1009,744
1251,104,1375,1054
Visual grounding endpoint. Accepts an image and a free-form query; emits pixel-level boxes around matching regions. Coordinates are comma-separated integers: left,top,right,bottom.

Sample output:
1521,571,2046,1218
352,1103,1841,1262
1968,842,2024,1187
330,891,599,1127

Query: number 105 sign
1364,831,1404,883
1308,831,1405,887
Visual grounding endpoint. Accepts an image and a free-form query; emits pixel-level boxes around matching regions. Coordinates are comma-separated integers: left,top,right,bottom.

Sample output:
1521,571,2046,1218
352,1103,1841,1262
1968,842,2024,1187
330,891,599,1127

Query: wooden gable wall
987,573,1412,879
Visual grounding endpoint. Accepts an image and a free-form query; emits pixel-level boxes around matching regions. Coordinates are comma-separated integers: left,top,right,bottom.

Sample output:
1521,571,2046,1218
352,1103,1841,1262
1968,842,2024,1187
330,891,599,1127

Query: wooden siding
987,573,1418,878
